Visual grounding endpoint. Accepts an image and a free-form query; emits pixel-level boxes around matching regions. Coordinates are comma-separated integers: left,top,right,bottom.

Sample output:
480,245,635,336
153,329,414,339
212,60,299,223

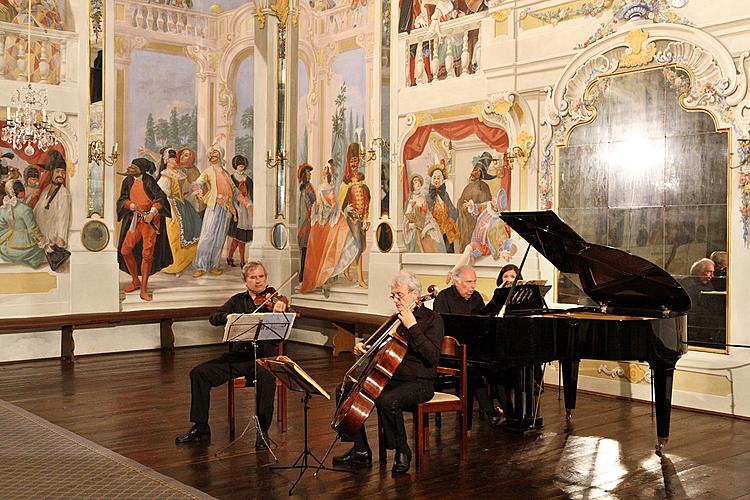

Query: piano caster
565,409,573,421
655,437,668,455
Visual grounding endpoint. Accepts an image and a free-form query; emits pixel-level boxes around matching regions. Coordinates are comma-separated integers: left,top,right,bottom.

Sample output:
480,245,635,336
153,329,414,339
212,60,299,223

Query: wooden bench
0,307,216,363
0,306,389,362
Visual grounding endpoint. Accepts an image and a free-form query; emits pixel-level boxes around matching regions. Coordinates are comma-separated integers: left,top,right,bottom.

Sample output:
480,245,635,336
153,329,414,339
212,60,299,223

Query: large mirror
556,66,728,352
86,0,105,218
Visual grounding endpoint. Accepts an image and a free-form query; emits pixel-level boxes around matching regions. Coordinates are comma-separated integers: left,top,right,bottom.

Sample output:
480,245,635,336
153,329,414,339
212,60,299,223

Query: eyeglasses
389,291,413,300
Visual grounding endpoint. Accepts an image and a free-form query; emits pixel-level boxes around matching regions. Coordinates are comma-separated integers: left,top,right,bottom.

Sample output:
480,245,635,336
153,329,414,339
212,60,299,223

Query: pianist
481,264,522,317
433,266,501,427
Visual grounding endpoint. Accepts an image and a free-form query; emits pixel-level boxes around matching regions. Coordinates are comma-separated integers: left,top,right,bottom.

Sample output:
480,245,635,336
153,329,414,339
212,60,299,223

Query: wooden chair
378,335,468,470
228,343,288,437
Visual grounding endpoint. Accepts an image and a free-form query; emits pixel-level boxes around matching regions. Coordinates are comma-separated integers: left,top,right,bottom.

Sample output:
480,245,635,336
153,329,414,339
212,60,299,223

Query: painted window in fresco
557,67,728,351
129,51,198,165
234,56,254,161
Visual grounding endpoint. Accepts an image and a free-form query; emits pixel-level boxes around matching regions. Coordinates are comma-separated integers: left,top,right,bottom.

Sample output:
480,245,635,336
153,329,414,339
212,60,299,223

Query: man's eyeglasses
389,292,407,300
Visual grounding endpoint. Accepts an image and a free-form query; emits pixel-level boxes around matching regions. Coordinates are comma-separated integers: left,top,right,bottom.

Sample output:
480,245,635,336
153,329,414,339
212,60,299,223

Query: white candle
6,107,10,120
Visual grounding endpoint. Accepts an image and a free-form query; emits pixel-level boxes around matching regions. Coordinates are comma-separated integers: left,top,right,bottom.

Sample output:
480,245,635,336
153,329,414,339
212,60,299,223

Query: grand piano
442,211,690,452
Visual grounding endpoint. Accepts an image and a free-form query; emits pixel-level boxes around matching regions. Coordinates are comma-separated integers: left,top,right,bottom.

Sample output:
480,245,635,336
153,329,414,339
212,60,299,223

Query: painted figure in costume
191,146,238,278
426,163,458,253
403,174,445,253
449,188,514,280
157,148,201,275
226,155,253,268
117,158,173,301
342,171,371,287
456,152,494,252
8,0,63,29
33,151,70,249
23,166,40,202
339,143,371,288
178,147,204,215
297,163,315,283
300,161,357,293
0,179,46,268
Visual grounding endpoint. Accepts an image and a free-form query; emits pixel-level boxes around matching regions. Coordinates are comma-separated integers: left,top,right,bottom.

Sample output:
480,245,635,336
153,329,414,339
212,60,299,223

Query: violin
331,284,438,437
253,286,290,309
251,271,297,313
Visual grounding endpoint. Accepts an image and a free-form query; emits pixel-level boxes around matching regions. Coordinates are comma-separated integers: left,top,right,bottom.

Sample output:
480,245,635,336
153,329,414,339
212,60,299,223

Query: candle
267,150,273,161
113,142,119,155
42,109,47,122
5,107,10,119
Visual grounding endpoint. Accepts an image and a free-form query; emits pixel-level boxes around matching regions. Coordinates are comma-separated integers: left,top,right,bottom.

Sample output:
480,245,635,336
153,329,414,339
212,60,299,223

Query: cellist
333,271,444,473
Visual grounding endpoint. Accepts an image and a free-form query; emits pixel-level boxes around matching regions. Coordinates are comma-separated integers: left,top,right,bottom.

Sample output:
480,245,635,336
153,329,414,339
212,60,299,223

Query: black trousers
189,341,276,432
339,378,434,453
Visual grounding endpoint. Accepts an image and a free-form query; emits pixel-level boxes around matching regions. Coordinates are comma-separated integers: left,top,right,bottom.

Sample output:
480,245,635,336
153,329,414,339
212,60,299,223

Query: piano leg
651,365,675,454
561,360,580,420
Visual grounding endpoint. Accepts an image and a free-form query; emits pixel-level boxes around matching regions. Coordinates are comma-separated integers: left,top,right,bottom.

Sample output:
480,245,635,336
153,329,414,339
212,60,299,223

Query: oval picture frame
81,219,110,252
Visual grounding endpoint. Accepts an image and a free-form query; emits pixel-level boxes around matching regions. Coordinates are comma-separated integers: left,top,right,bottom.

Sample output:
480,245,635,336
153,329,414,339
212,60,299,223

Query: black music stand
214,312,296,461
259,356,349,496
493,283,551,315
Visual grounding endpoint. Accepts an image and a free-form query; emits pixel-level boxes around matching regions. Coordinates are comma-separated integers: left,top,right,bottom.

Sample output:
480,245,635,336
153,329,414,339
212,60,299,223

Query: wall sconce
504,146,527,170
266,149,287,169
361,138,390,163
88,140,119,166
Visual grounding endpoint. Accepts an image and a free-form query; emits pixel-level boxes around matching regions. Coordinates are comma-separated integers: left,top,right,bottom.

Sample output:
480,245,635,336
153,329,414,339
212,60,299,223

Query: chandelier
1,0,57,156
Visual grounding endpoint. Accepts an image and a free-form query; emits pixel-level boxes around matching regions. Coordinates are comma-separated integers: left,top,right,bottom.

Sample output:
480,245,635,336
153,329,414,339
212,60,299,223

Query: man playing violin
333,271,444,473
175,261,288,449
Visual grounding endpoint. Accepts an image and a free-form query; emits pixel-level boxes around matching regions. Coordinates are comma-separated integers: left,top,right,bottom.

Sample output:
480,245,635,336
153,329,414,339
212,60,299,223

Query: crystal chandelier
1,0,57,156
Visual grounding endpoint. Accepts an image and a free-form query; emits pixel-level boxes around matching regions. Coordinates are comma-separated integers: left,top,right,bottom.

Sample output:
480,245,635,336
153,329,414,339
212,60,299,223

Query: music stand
493,283,551,315
259,356,349,496
214,312,296,461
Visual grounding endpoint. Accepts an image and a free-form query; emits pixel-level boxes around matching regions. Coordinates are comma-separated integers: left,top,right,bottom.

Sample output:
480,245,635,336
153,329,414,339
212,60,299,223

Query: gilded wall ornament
620,29,656,67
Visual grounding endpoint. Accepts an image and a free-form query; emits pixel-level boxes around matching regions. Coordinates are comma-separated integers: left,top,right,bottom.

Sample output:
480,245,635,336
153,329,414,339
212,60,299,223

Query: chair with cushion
377,335,468,470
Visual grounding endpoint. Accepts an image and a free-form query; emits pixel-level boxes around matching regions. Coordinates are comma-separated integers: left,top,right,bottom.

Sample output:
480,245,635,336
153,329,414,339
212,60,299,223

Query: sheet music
222,312,297,343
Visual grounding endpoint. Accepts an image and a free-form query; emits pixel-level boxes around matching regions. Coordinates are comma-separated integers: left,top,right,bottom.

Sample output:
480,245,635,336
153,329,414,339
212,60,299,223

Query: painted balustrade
0,22,77,86
117,0,217,43
399,15,483,88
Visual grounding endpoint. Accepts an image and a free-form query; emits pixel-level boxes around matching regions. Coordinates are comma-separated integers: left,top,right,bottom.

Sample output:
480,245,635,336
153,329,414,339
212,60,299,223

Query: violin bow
251,271,299,313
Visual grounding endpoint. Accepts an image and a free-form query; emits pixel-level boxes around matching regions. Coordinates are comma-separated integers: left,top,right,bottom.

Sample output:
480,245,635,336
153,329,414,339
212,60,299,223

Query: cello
331,285,438,437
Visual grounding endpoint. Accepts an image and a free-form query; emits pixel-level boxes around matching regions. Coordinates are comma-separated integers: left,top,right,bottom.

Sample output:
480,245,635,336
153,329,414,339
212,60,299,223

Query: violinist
333,271,444,474
175,261,288,449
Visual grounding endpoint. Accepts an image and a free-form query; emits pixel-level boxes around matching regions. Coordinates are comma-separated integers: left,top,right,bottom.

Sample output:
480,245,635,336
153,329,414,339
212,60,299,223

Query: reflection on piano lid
500,211,691,314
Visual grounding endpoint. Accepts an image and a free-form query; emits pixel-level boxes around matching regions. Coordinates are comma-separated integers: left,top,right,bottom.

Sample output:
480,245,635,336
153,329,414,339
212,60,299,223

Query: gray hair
690,258,713,276
389,270,422,294
452,265,475,284
710,250,727,267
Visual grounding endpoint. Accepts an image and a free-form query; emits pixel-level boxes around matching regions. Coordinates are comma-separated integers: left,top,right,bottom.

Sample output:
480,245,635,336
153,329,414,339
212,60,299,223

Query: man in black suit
433,266,501,427
175,261,288,449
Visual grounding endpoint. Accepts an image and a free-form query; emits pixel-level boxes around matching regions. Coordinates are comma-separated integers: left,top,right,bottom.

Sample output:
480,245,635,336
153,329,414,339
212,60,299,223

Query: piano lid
500,210,691,313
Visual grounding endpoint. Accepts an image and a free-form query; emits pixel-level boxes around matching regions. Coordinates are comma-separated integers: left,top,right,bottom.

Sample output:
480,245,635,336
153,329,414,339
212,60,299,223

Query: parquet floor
0,343,747,499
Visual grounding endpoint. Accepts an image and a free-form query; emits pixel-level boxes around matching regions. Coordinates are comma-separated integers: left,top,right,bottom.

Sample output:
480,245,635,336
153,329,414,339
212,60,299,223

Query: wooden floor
1,343,748,499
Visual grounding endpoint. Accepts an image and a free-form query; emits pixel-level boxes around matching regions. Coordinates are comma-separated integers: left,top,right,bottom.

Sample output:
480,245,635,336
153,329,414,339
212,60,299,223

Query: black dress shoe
392,446,411,474
255,430,269,451
332,447,372,465
175,424,210,444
